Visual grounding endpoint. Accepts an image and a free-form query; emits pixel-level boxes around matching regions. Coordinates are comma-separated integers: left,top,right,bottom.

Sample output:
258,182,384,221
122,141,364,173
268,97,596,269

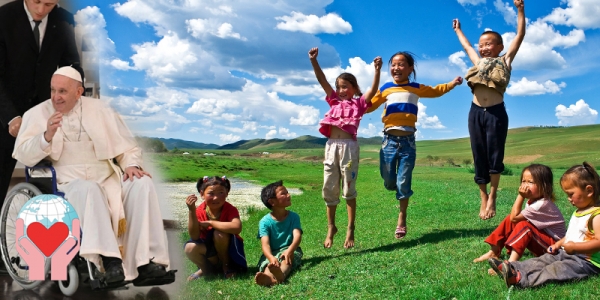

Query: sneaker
487,258,504,278
500,261,520,287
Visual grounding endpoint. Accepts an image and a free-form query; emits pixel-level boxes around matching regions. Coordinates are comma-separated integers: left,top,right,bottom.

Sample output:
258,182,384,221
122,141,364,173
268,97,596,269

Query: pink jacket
318,91,371,140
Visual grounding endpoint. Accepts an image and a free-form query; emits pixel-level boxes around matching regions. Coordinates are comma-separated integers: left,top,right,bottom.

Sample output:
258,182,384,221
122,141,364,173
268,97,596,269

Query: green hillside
415,125,600,168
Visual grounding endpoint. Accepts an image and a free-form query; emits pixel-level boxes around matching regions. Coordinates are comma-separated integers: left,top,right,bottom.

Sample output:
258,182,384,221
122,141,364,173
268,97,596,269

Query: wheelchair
0,160,176,296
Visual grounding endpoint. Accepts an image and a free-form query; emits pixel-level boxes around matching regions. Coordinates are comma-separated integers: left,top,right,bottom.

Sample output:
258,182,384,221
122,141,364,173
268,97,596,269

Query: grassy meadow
152,125,600,299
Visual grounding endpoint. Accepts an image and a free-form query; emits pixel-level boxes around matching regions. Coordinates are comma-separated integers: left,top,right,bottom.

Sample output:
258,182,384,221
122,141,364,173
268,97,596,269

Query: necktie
33,20,41,51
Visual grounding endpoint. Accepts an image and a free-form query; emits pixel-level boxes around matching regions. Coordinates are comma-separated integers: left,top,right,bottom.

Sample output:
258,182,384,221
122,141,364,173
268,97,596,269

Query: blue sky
71,0,600,145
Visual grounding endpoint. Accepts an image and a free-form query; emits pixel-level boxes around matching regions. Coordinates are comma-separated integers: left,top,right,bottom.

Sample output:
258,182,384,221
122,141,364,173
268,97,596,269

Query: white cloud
506,78,567,96
290,106,320,125
207,5,236,16
265,129,277,139
457,0,486,5
278,127,297,138
504,20,585,70
219,134,241,143
544,0,600,29
186,19,246,40
555,100,598,126
74,6,115,69
131,33,198,81
358,123,382,137
113,0,171,35
110,59,134,70
493,0,517,25
275,12,352,34
448,51,469,73
186,98,240,117
416,103,445,129
156,121,184,132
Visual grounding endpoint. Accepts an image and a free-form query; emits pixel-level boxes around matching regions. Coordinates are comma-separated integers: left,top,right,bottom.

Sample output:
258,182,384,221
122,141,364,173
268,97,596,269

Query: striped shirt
367,80,455,131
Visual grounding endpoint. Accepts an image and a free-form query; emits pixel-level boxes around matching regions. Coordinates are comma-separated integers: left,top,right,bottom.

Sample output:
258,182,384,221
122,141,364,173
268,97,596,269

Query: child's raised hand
514,0,524,10
186,194,198,211
452,76,463,86
373,56,382,71
452,19,461,30
308,47,319,60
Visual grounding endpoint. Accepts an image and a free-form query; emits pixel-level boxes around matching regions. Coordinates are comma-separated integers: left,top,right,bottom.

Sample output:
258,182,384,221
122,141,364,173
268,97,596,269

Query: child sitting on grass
474,164,565,275
184,176,248,281
490,162,600,288
254,180,303,287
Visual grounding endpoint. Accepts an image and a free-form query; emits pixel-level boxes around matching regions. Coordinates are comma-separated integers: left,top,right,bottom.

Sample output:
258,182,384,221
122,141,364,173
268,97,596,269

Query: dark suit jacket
0,1,82,137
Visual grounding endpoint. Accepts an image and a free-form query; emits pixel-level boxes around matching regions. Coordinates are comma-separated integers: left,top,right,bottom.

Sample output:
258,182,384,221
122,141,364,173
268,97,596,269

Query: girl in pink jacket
308,47,381,249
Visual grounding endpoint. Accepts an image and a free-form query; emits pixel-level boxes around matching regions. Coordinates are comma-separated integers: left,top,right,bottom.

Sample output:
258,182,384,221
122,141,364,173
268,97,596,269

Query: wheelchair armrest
30,159,53,169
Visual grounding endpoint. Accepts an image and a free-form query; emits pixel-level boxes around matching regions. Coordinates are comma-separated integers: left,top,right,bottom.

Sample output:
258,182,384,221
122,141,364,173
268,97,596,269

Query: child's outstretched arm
260,235,280,267
504,0,526,65
309,47,334,98
281,228,302,267
562,212,600,255
363,56,382,104
186,194,201,240
453,19,480,65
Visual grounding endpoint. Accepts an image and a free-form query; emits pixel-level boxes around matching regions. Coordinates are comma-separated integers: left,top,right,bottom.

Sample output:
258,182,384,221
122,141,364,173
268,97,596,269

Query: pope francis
13,66,171,285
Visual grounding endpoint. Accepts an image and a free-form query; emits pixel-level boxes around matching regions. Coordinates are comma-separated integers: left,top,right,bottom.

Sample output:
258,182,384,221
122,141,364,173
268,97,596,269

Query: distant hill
217,135,382,150
157,138,219,150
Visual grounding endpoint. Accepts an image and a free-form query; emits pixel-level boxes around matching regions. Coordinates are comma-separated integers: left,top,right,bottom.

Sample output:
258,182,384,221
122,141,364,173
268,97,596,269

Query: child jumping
184,176,247,281
254,180,303,287
473,164,565,275
490,162,600,288
453,0,526,220
367,51,462,239
309,47,382,248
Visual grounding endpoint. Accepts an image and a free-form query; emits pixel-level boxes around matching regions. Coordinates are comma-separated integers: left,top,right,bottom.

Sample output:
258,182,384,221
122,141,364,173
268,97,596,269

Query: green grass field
155,125,600,299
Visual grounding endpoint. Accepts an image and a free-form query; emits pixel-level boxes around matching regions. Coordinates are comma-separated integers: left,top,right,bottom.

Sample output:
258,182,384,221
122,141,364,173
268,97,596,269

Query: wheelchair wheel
58,263,79,296
0,182,46,289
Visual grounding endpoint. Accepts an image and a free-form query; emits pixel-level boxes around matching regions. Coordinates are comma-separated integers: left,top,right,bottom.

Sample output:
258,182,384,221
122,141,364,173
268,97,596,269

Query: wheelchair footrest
90,278,129,291
132,270,177,287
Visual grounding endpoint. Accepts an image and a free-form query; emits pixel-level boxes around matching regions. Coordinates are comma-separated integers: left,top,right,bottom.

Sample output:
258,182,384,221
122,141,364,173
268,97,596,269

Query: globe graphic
17,194,79,240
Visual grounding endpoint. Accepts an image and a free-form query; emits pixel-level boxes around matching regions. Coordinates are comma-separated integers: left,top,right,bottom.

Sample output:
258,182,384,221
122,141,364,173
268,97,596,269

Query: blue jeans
379,133,416,200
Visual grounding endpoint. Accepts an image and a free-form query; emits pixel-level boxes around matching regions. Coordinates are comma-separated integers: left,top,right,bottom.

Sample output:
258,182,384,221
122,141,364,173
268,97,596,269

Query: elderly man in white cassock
13,66,171,285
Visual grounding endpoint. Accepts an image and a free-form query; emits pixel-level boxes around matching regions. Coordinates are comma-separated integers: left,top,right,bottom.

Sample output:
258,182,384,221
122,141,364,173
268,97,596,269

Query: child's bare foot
479,195,488,220
473,250,499,263
267,263,285,283
254,272,277,287
485,195,497,220
344,226,355,249
323,224,338,248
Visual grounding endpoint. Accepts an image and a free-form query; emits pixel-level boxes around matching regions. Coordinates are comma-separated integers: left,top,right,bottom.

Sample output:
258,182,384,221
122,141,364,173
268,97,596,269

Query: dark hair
481,31,503,45
389,51,417,81
196,176,231,195
522,164,554,201
335,73,362,97
561,162,600,203
261,180,283,210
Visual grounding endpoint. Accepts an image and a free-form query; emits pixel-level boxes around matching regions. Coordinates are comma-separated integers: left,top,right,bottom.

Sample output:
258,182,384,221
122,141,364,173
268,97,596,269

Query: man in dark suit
0,0,82,205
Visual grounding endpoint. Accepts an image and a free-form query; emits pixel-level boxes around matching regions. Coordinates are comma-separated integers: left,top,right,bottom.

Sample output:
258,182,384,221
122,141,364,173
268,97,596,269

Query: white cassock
13,97,170,280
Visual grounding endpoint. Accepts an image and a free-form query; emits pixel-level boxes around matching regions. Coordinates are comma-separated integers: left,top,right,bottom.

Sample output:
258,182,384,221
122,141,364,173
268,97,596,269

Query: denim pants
379,133,416,200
